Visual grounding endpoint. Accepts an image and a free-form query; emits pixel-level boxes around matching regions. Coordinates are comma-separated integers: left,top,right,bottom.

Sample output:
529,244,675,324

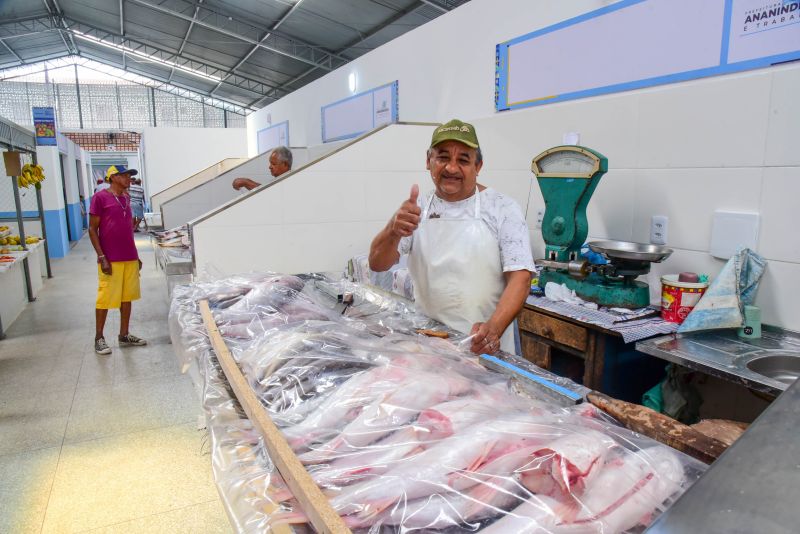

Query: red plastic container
660,275,709,324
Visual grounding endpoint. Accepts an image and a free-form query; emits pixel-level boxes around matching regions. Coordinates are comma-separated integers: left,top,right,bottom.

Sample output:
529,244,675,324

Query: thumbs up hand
391,184,422,238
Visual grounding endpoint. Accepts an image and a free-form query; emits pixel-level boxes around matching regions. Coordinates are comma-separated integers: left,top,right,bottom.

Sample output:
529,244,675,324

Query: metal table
636,327,800,396
647,377,800,533
153,245,193,298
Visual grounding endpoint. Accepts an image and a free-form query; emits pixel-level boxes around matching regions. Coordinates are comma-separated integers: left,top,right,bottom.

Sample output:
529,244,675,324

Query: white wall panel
755,260,800,329
151,158,247,212
759,166,800,264
364,170,432,221
478,170,535,219
765,66,800,166
477,92,642,171
631,168,763,252
35,147,64,211
643,248,728,305
310,127,433,172
586,170,637,243
281,171,368,224
141,127,247,197
636,72,772,168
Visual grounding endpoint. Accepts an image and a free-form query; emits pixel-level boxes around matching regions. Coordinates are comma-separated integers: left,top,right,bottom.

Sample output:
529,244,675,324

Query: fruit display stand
1,116,52,338
23,240,45,296
0,250,30,338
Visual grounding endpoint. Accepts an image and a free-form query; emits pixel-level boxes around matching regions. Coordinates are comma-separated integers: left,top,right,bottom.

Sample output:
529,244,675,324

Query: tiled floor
0,234,231,533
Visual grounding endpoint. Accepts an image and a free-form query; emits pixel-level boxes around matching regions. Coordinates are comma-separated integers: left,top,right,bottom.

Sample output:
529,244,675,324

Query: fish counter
150,226,193,298
168,273,707,533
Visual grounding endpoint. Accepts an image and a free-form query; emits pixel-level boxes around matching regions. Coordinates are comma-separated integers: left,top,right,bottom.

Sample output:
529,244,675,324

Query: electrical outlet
535,209,545,229
650,215,668,245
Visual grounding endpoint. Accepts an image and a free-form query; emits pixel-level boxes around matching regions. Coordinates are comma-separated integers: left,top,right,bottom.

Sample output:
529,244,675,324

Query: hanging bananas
17,164,46,189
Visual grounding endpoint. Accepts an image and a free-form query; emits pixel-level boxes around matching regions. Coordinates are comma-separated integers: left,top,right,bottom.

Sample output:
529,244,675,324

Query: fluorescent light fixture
72,30,222,82
348,72,357,93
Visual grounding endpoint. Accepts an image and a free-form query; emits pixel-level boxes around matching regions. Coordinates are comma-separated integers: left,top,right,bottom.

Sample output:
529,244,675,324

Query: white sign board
321,81,399,143
496,0,800,111
257,121,289,154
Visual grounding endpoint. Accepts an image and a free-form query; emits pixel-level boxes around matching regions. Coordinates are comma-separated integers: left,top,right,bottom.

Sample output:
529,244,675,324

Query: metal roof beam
419,0,449,14
258,0,431,103
70,53,252,113
0,54,251,114
177,5,199,56
41,0,79,54
0,40,24,64
170,4,200,83
0,16,60,41
128,0,348,71
0,51,72,73
63,19,284,97
0,15,281,107
211,0,306,96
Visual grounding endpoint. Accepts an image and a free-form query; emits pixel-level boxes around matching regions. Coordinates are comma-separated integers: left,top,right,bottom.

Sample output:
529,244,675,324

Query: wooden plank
587,391,728,464
520,332,551,369
518,308,588,351
691,419,748,447
200,300,351,534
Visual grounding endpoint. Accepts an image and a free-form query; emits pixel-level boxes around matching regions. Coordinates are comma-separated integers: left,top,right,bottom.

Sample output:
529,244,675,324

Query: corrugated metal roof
0,0,470,113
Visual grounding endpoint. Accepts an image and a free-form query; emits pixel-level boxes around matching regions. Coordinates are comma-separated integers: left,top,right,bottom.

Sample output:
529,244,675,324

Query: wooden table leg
583,331,606,391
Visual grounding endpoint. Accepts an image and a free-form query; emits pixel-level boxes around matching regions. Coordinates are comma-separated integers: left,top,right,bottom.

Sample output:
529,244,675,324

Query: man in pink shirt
89,165,147,355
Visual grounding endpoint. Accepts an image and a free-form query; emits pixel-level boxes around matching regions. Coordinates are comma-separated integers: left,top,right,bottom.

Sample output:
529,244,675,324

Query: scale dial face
532,147,601,178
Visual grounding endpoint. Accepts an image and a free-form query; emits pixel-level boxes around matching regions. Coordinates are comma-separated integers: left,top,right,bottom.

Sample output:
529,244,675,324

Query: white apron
408,189,515,353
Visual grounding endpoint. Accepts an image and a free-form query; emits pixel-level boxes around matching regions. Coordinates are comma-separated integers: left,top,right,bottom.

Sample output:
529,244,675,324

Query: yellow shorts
96,260,141,309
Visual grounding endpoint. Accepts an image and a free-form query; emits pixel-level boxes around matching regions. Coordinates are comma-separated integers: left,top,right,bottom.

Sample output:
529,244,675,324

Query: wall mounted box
710,211,760,259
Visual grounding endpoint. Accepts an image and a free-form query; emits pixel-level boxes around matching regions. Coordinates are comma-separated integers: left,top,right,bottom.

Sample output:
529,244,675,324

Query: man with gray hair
232,146,292,191
369,119,534,355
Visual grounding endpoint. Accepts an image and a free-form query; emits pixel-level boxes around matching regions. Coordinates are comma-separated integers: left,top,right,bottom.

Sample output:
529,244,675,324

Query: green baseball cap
430,119,480,149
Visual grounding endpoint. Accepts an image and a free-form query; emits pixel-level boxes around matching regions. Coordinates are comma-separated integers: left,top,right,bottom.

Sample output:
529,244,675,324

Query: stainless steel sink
745,353,800,385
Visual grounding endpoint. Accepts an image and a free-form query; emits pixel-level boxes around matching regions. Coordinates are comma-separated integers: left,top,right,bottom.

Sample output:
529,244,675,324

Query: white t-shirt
95,183,110,193
399,188,536,273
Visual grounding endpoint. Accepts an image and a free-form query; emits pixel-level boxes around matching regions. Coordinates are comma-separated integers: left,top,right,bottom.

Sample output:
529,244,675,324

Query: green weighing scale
531,145,672,308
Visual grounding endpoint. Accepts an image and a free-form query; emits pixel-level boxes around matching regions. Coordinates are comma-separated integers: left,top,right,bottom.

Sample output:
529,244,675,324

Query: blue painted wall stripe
66,202,83,242
42,209,69,258
0,210,41,219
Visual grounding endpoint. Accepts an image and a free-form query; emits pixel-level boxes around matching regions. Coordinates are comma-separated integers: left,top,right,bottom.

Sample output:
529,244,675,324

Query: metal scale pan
587,240,673,263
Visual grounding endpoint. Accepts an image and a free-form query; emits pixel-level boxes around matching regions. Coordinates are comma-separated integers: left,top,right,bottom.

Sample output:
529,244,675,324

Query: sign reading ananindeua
729,0,800,63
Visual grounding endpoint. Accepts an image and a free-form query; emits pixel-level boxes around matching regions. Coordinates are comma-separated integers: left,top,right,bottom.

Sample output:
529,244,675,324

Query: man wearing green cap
370,119,535,355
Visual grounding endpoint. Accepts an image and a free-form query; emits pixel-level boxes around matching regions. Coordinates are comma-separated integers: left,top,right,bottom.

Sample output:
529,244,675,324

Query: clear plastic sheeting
169,272,706,533
201,348,287,533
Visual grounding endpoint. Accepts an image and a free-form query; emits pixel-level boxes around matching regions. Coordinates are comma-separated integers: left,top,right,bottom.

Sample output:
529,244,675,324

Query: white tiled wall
759,166,800,264
480,63,800,330
196,64,799,330
629,168,763,251
587,170,637,244
764,68,800,166
635,71,772,168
